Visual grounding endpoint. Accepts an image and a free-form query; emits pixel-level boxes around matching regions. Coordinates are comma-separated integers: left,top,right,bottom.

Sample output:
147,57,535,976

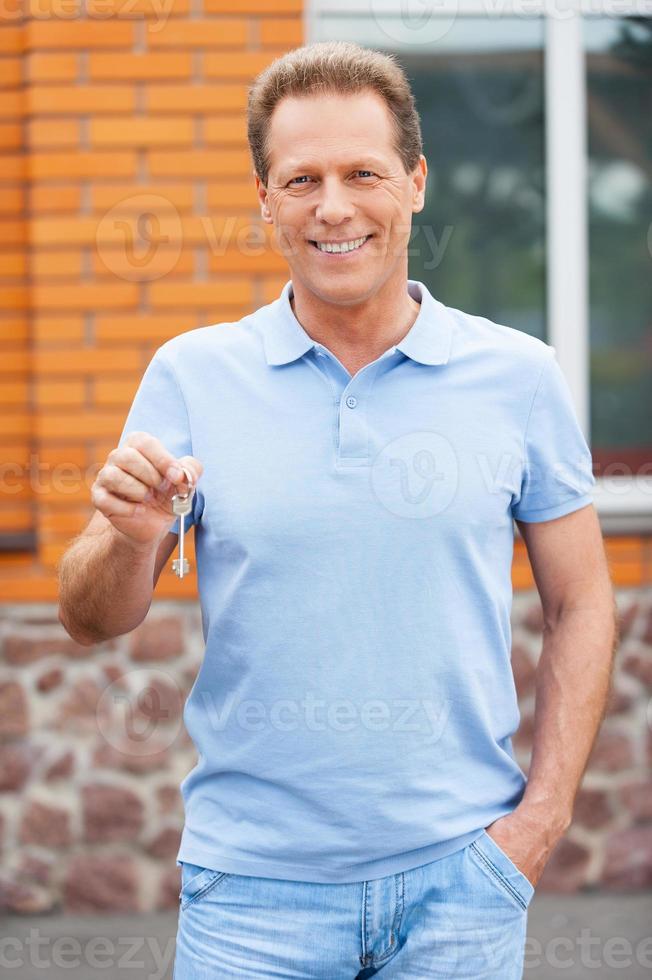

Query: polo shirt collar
263,279,454,367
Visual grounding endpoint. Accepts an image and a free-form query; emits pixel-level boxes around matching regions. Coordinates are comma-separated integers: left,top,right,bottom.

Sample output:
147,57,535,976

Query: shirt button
346,395,357,409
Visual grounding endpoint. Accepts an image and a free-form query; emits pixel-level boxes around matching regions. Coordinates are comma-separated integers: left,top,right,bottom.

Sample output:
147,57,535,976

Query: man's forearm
58,525,158,645
518,598,618,839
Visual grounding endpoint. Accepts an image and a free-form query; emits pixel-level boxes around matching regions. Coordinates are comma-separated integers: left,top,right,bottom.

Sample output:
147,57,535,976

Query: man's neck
289,278,421,375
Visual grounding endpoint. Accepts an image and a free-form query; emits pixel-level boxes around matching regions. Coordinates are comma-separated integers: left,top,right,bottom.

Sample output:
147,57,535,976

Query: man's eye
288,176,312,186
355,170,376,178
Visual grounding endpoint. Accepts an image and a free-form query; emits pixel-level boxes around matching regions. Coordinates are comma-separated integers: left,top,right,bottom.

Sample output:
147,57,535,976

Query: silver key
171,468,195,579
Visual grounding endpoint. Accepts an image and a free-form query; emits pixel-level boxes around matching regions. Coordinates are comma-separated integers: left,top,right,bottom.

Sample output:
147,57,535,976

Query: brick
0,507,33,532
261,275,288,304
149,278,252,308
0,380,28,404
25,21,134,50
602,827,652,889
207,247,286,274
147,20,248,48
148,148,250,177
92,247,193,281
0,350,31,378
34,347,140,373
205,0,301,9
0,186,25,213
25,52,79,83
37,411,127,440
29,85,136,115
0,219,27,245
0,154,25,182
3,633,90,664
0,123,21,149
0,91,23,119
0,251,27,277
572,787,614,830
31,251,83,278
92,739,172,774
0,318,28,343
260,18,303,47
214,50,280,80
63,853,139,913
90,182,194,213
45,749,75,780
35,380,86,407
33,283,139,311
145,825,182,859
0,743,35,791
89,51,192,81
206,180,259,209
93,376,140,406
0,28,24,56
20,799,71,847
0,680,29,738
33,315,85,344
622,649,652,687
36,667,65,692
203,115,248,144
0,413,30,439
90,116,194,148
29,151,137,180
27,118,79,149
129,615,184,661
28,184,80,213
0,57,21,89
87,0,190,14
146,83,246,114
95,312,192,343
589,730,635,772
82,784,144,843
539,837,591,893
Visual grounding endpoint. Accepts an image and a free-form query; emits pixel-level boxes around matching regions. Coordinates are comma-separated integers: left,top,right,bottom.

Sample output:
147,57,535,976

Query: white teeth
315,236,368,254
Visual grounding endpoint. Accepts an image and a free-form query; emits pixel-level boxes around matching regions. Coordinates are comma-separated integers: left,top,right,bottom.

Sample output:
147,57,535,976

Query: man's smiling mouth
309,234,372,254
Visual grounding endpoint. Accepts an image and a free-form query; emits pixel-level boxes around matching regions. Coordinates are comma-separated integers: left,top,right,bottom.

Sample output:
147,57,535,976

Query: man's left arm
486,502,619,887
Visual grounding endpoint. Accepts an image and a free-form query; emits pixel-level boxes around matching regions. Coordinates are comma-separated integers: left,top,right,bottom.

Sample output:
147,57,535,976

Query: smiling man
58,41,617,979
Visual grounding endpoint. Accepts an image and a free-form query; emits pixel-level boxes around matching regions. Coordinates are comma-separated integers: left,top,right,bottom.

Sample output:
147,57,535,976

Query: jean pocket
468,830,535,911
179,861,232,910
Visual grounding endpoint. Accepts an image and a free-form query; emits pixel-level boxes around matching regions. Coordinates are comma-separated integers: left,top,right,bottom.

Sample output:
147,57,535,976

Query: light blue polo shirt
118,278,595,884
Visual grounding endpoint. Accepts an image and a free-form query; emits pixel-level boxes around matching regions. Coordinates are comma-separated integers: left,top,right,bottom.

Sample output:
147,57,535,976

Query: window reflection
586,16,652,476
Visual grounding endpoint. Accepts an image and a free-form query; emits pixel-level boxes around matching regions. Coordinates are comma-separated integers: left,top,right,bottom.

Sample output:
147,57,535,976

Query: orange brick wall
1,4,650,600
0,2,302,600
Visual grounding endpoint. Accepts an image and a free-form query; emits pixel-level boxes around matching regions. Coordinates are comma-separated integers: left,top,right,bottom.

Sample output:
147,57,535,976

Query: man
58,40,617,979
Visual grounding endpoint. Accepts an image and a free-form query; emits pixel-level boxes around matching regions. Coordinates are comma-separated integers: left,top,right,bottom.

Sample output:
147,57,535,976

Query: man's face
255,89,427,307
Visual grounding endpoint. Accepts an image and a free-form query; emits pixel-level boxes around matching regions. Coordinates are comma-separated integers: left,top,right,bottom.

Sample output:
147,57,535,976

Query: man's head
247,41,427,307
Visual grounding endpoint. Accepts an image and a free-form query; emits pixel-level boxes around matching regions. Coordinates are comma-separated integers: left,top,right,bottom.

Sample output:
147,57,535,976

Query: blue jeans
173,829,535,979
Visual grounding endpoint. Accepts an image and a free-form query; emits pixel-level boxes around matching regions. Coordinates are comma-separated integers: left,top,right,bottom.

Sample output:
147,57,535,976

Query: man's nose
314,178,355,225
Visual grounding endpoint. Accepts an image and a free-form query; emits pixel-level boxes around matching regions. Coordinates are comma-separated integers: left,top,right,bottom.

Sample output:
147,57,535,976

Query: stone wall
0,590,649,914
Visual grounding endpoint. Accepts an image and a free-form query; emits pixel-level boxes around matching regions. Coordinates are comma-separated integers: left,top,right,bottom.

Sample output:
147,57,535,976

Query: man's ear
411,154,428,214
254,171,273,223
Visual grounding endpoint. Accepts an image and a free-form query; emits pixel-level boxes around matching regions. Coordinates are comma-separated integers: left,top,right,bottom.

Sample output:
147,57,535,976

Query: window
308,1,652,529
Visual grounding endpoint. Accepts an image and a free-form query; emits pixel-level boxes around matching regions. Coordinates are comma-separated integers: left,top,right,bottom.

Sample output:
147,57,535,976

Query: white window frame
307,0,652,530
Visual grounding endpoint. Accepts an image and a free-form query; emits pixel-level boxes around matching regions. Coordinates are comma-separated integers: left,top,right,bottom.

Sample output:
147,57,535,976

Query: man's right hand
90,431,203,547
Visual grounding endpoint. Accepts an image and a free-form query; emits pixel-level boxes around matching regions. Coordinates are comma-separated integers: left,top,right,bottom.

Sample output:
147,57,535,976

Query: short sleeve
511,347,596,523
118,347,197,535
